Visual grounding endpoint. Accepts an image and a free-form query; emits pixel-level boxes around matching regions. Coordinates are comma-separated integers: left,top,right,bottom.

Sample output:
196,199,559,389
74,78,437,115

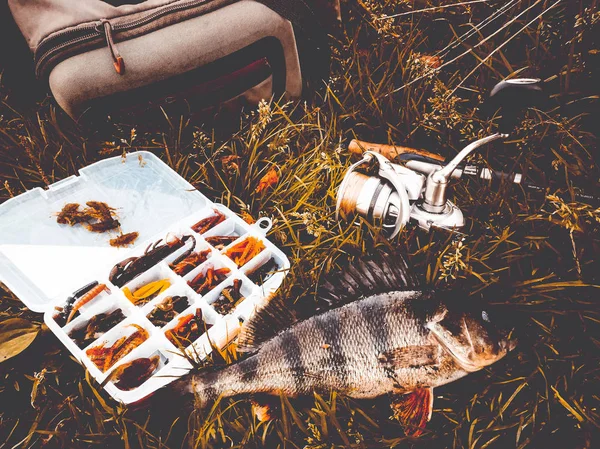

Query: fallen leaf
220,155,240,176
241,210,255,224
255,167,279,194
0,318,41,363
419,55,442,69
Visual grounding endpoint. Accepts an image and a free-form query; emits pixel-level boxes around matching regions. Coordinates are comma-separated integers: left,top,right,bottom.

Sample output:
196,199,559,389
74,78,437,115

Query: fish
173,252,516,436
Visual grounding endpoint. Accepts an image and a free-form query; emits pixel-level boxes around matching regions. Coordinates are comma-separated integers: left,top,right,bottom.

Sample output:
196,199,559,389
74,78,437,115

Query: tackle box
0,151,289,404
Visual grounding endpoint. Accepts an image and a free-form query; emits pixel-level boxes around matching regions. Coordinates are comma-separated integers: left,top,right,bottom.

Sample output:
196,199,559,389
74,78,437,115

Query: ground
0,1,599,448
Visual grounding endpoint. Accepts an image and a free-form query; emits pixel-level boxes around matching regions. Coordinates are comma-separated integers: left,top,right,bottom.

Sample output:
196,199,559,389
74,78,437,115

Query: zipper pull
101,20,125,75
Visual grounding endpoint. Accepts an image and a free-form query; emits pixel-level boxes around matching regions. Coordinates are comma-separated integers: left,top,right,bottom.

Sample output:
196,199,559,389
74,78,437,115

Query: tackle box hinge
46,175,80,193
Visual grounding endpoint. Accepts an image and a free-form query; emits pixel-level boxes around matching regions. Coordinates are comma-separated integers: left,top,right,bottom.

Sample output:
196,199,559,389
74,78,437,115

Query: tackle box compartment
0,151,289,404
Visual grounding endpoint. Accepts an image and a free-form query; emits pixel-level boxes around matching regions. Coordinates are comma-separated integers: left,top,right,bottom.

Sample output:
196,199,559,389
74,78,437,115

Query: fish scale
188,291,467,403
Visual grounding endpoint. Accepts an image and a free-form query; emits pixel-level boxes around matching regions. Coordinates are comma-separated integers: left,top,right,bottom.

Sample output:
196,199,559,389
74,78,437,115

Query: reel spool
336,152,413,238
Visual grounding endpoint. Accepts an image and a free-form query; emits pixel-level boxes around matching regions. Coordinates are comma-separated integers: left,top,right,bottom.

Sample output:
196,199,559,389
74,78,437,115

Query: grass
1,0,599,448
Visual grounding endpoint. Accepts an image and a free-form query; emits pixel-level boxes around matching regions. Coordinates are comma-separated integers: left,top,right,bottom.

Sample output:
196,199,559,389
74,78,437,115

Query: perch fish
174,253,516,436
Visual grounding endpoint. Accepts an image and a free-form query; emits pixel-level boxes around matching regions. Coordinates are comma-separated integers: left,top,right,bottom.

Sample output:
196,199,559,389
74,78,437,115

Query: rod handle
348,139,445,163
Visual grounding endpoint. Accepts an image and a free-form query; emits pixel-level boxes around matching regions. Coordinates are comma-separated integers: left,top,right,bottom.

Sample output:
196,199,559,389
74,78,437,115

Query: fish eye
481,310,490,322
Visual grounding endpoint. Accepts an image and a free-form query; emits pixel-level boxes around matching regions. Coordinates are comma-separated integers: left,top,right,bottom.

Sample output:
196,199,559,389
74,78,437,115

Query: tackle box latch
253,217,273,235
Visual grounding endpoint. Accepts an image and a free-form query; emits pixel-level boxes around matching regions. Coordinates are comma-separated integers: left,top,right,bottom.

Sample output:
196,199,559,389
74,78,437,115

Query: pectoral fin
250,395,279,422
390,387,434,437
378,345,440,370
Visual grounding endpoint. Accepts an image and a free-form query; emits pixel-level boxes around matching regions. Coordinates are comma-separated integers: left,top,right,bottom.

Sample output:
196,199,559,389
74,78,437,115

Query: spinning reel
336,78,545,238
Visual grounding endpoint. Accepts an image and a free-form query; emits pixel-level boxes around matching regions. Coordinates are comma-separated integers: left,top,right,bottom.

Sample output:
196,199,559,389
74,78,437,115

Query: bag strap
256,0,337,84
257,1,329,28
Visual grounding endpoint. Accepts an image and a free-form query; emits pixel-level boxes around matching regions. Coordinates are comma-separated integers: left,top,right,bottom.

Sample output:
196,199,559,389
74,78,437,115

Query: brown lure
170,250,211,276
110,232,139,248
246,257,279,285
68,309,126,349
191,210,226,234
187,267,230,294
165,308,211,348
66,284,110,324
85,201,117,222
56,203,94,226
86,218,120,233
147,296,189,327
109,235,196,287
86,324,149,372
213,279,244,315
205,235,238,250
56,203,84,225
56,201,119,231
111,356,161,391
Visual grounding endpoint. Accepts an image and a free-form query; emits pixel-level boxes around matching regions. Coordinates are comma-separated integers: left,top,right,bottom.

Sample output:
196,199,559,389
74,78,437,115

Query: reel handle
488,78,545,133
421,133,507,213
348,139,445,163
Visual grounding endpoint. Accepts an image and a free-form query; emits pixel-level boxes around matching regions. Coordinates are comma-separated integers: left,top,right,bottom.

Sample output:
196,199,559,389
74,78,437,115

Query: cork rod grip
348,139,445,162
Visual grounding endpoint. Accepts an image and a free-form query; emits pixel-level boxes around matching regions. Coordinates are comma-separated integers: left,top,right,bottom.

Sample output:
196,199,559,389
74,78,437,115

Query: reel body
336,151,465,237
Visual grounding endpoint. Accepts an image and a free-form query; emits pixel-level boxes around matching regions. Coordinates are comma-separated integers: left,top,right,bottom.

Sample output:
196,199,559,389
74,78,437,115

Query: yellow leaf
551,386,585,423
0,318,41,363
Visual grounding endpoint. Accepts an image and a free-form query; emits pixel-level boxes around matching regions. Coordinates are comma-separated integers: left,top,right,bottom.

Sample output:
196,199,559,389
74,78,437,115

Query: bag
8,0,338,122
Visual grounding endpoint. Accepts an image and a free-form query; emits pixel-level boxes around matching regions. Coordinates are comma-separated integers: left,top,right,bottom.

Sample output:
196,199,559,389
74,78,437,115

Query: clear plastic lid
0,151,208,312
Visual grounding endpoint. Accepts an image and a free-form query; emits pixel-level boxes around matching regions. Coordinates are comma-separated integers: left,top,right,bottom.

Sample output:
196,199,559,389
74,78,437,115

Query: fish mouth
429,328,516,372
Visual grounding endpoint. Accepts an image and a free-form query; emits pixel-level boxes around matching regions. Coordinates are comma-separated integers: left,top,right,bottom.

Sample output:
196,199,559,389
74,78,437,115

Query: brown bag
8,0,337,122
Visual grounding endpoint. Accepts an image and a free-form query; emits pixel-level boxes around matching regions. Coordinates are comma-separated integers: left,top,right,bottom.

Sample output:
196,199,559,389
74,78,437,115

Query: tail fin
171,367,226,408
171,376,194,396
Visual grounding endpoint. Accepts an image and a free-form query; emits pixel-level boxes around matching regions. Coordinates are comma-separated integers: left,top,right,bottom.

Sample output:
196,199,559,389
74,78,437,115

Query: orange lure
66,283,110,324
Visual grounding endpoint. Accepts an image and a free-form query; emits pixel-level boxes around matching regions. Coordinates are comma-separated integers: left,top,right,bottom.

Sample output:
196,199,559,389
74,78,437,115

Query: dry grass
1,1,599,448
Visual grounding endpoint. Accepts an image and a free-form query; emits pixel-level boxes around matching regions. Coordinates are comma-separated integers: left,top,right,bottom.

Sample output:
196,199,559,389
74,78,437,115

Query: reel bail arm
421,133,508,213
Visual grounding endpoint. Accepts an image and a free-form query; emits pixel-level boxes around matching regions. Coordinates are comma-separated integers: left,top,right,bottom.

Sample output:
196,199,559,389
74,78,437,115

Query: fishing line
440,0,520,49
377,0,492,19
434,0,522,59
449,0,563,95
386,0,542,96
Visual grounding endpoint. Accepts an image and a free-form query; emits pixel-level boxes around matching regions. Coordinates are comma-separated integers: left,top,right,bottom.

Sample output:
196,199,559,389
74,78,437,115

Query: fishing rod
348,140,600,206
336,78,599,238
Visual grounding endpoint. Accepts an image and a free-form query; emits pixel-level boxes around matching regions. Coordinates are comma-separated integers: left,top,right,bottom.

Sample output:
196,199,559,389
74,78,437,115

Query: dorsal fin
319,251,418,307
237,292,298,353
237,251,417,353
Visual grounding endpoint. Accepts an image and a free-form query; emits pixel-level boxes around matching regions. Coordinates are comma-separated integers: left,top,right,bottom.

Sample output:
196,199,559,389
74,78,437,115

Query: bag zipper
101,20,125,75
34,0,214,78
